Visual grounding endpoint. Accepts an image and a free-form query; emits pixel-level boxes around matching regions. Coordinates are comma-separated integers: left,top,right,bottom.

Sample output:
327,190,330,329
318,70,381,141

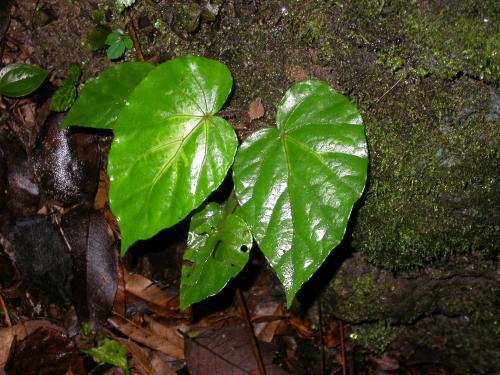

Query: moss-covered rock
323,252,499,373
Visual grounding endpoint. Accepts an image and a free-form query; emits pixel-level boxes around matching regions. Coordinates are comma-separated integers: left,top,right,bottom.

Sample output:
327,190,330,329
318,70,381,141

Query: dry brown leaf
108,316,184,359
248,98,265,120
252,303,283,343
288,315,314,339
0,320,65,370
325,320,340,348
124,271,183,318
93,169,110,210
117,338,176,375
143,315,184,350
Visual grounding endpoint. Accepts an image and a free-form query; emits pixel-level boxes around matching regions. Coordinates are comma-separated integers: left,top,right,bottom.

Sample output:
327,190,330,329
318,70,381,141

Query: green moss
350,321,396,354
343,0,500,83
353,76,499,269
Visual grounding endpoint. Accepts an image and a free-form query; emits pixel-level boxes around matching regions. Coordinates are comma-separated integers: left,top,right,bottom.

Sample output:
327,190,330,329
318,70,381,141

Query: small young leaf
66,64,81,84
105,31,122,45
50,82,76,112
180,202,252,309
0,63,48,97
123,36,133,49
233,80,368,306
83,339,129,375
86,24,112,51
107,40,126,60
61,62,154,129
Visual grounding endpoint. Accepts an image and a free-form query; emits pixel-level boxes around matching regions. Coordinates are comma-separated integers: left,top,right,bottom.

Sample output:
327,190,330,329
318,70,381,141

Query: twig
375,77,403,103
235,288,267,375
125,9,144,62
318,302,325,375
339,320,347,375
0,293,12,327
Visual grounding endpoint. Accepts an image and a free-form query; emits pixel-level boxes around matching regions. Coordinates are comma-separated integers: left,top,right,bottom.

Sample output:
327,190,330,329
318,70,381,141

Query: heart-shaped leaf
0,63,48,97
63,57,237,254
180,201,252,309
61,61,154,129
233,80,368,306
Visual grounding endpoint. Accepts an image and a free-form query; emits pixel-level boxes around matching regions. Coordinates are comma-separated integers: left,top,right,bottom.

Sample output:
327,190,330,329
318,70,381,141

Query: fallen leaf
117,338,177,375
33,112,100,206
252,302,283,343
185,324,294,375
124,271,185,318
247,97,265,120
61,207,118,330
13,215,73,304
288,315,314,339
5,326,86,375
0,320,64,370
94,169,110,210
0,127,39,216
108,316,184,359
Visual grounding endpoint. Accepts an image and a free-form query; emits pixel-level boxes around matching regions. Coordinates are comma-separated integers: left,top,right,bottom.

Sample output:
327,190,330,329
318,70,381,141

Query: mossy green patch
353,77,499,269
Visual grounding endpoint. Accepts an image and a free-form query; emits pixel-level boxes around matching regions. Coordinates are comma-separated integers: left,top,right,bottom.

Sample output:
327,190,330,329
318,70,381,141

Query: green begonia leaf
233,80,368,307
50,82,76,112
67,64,81,84
123,37,133,49
61,62,154,129
107,41,126,60
180,201,252,309
0,63,48,97
109,56,236,253
84,339,129,375
62,56,236,254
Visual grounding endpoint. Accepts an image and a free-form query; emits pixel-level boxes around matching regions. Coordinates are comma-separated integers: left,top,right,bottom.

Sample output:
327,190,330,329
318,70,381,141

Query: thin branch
375,77,403,103
0,293,12,327
125,9,144,62
235,288,267,375
318,302,325,375
340,320,347,375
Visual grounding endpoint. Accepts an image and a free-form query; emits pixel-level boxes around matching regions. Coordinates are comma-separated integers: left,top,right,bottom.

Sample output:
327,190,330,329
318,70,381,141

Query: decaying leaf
33,112,100,206
13,215,73,304
108,316,184,359
124,271,183,318
248,97,265,120
0,320,64,371
5,326,85,375
61,207,118,330
185,324,291,375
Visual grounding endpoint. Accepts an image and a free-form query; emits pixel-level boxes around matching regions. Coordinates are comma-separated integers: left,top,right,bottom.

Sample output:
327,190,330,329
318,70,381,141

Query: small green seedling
62,56,368,308
0,63,48,97
83,339,129,375
105,29,133,60
50,64,81,112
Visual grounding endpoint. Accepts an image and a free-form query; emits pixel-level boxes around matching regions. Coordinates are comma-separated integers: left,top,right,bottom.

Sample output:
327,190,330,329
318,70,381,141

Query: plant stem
235,288,267,375
340,319,347,375
318,302,325,375
0,294,11,327
125,9,144,62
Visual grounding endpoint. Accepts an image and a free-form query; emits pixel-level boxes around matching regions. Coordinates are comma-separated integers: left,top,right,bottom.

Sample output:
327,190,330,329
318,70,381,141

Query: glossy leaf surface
61,61,154,129
0,63,48,97
63,57,237,254
233,80,368,306
180,201,252,309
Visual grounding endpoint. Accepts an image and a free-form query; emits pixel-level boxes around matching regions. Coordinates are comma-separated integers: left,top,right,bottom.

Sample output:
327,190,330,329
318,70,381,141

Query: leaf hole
240,245,248,253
